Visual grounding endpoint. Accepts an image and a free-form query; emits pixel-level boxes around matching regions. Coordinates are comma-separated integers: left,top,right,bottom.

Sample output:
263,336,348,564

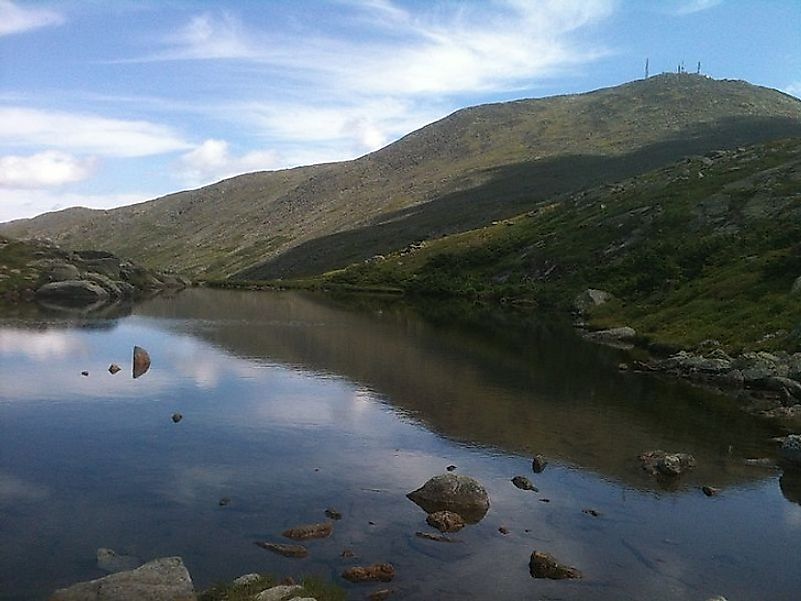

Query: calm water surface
0,289,799,600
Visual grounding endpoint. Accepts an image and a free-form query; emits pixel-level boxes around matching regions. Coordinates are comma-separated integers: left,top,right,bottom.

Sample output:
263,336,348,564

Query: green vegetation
0,235,41,298
198,574,345,601
317,138,801,353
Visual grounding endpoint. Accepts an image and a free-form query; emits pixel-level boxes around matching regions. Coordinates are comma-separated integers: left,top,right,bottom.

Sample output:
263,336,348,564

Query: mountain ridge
4,74,801,280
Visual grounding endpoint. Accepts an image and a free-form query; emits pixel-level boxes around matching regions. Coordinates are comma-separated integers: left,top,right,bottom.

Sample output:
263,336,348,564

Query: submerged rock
171,413,182,423
407,474,490,524
254,542,309,558
324,507,343,520
529,551,582,580
425,510,465,533
132,346,151,379
415,531,460,543
96,548,142,574
282,522,333,540
639,450,696,477
342,563,395,583
50,556,195,601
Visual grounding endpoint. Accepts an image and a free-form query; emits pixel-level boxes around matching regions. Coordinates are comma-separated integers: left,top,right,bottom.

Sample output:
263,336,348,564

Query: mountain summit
4,74,801,279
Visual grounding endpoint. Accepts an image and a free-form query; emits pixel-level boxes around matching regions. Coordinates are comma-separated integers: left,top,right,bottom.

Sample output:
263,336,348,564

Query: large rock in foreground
407,474,489,523
36,280,110,305
49,557,195,601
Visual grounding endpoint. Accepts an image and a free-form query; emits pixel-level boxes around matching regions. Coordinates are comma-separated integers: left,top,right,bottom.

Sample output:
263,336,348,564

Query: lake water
1,288,799,600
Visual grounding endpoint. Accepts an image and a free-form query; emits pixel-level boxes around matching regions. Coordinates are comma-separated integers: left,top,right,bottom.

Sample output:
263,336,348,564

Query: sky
0,0,800,223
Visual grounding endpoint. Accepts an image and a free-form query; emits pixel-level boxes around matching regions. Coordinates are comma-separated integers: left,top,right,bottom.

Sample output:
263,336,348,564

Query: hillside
4,74,801,280
317,137,801,352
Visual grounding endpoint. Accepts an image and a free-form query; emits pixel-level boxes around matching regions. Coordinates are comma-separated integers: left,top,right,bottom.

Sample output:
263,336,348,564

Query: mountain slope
4,74,801,279
320,137,801,352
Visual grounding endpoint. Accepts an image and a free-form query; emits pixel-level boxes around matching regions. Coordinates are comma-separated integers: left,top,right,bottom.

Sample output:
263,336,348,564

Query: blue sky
0,0,799,223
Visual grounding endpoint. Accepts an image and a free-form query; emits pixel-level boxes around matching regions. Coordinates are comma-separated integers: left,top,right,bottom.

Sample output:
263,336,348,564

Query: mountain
321,137,801,352
4,74,801,280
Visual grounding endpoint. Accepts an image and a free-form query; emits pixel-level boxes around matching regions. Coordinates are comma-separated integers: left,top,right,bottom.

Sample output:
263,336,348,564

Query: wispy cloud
0,151,97,188
669,0,723,16
0,107,190,157
0,0,64,36
177,139,280,186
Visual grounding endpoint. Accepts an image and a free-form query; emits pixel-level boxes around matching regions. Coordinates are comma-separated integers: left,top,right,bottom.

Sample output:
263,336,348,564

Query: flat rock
254,542,309,558
281,522,333,540
49,556,195,601
255,585,303,601
407,474,489,524
529,551,582,580
342,563,395,583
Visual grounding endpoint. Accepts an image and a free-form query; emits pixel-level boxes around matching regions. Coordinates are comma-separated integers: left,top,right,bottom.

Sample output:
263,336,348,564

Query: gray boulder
407,474,490,523
574,289,613,314
36,280,109,305
737,351,789,381
49,556,195,601
45,263,81,282
255,585,303,601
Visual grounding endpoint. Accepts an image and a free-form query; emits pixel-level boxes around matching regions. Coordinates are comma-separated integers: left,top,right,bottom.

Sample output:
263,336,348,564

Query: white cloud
0,188,153,224
0,151,96,188
177,139,282,186
0,107,190,157
0,0,64,36
669,0,723,15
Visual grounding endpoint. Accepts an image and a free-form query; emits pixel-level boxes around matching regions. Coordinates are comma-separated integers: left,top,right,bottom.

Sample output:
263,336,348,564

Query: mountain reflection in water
1,288,799,601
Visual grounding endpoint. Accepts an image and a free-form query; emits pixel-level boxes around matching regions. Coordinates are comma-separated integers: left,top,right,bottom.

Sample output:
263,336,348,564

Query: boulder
133,346,151,379
231,574,261,588
780,435,801,466
425,510,465,533
45,263,81,282
407,474,490,524
574,289,613,314
531,455,548,473
529,551,581,580
36,280,109,305
737,351,789,381
49,556,195,601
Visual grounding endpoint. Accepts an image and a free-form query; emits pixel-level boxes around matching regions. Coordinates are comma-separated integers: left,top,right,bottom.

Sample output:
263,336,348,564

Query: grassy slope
314,138,801,353
4,75,801,280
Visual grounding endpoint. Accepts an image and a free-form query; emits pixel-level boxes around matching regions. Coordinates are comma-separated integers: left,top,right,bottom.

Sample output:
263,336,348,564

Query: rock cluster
406,473,490,524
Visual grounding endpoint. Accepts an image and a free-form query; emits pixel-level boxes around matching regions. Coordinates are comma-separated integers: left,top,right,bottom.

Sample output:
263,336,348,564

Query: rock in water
254,585,303,601
50,556,195,600
132,346,151,379
281,522,333,540
512,476,538,491
96,548,142,573
529,551,582,580
254,542,309,558
108,363,121,375
780,434,801,466
342,563,395,583
531,455,548,473
639,450,696,477
171,413,183,423
324,507,343,520
406,474,490,524
702,486,721,497
425,510,465,533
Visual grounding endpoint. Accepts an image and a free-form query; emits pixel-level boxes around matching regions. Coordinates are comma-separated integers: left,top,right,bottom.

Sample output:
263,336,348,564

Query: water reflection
137,289,781,491
1,289,798,601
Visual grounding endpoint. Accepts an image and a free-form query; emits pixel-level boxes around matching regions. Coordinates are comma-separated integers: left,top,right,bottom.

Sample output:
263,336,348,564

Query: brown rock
133,346,151,379
639,450,696,477
425,510,465,533
342,563,395,583
702,486,721,497
531,455,548,473
324,507,343,520
498,526,510,535
254,542,309,558
368,589,393,601
529,551,582,580
406,474,489,524
282,522,333,540
108,364,121,375
512,476,538,491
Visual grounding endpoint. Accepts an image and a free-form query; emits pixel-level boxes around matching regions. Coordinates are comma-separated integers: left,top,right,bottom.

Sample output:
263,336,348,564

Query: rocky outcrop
407,474,490,524
49,557,195,601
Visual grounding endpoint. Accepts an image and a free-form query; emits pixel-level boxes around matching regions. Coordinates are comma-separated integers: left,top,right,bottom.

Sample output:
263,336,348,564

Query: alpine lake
1,288,799,600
